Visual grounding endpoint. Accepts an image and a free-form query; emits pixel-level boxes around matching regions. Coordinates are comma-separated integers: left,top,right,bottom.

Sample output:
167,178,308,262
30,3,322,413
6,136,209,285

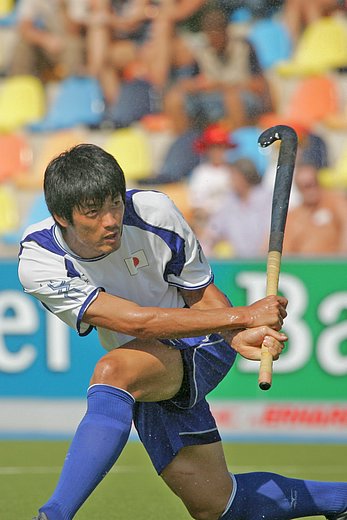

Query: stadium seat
0,75,46,132
0,186,20,236
29,76,104,131
259,75,339,130
104,127,153,182
0,133,32,181
248,18,292,70
2,191,49,244
0,0,17,26
104,79,154,128
319,145,347,189
15,129,88,190
276,16,347,76
0,0,13,17
156,182,193,224
226,126,269,176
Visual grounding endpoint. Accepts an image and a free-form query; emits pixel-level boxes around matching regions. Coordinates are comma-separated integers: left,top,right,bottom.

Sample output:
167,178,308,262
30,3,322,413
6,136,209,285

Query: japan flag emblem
124,250,149,275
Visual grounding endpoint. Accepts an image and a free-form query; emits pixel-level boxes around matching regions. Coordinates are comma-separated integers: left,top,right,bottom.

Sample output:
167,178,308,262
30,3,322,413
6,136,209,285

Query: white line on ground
0,465,346,476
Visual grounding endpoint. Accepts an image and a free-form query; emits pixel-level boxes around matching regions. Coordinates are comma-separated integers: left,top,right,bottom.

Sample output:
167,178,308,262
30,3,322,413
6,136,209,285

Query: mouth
103,231,120,243
104,234,117,242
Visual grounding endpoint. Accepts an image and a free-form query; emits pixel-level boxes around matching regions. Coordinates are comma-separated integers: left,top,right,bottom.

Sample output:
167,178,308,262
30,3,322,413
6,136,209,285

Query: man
198,157,272,258
9,0,87,81
284,159,347,255
18,144,347,520
164,7,273,135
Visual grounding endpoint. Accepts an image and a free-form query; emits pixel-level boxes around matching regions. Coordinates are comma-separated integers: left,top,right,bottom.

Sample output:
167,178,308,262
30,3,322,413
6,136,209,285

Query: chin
102,241,121,254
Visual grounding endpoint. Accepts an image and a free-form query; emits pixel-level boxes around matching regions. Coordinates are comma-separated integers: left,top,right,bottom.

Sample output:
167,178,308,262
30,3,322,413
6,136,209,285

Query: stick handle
258,250,282,390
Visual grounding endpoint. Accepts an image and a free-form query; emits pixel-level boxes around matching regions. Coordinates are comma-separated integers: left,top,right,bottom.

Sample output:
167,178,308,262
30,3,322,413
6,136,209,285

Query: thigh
161,442,233,520
90,338,184,402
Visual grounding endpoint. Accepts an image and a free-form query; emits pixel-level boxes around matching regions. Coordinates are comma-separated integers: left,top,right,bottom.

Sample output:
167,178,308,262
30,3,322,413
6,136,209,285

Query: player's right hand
246,295,287,330
231,326,287,361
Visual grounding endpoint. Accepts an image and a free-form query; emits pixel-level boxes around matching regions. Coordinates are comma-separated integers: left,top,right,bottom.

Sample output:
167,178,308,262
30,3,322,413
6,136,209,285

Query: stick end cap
259,381,271,391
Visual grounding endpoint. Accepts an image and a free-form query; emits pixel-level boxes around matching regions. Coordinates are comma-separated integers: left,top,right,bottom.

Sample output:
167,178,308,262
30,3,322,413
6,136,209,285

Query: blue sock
221,472,347,520
40,384,135,520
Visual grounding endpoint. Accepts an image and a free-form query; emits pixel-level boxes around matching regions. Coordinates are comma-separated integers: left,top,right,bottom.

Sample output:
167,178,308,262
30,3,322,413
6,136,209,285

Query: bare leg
38,339,184,519
161,442,233,520
90,338,184,401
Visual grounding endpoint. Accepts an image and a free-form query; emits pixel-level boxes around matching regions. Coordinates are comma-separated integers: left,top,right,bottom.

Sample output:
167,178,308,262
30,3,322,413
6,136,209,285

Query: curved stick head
258,125,298,149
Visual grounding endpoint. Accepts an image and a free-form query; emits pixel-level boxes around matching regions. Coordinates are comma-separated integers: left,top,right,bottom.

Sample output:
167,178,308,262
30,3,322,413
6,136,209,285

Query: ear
54,213,69,229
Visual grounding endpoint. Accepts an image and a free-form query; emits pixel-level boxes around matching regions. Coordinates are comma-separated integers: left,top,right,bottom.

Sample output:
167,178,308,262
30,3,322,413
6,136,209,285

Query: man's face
294,164,320,206
57,195,125,258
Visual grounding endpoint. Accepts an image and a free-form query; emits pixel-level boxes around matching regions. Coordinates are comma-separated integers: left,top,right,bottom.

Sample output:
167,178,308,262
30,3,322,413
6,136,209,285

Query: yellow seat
277,16,347,77
156,182,193,224
15,129,88,190
0,186,20,235
103,128,153,182
319,146,347,189
0,0,13,17
0,75,46,132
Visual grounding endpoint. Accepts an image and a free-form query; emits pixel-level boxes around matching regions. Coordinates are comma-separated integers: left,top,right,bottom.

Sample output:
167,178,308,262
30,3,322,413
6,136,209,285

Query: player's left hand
231,326,287,361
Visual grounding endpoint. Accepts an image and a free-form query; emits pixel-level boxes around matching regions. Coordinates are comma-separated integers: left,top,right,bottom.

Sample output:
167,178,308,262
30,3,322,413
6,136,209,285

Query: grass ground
1,440,346,519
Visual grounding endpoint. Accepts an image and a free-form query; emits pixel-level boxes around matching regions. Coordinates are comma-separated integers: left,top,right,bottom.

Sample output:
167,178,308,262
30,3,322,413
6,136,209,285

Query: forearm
180,284,244,345
83,293,249,339
20,22,51,47
83,288,285,339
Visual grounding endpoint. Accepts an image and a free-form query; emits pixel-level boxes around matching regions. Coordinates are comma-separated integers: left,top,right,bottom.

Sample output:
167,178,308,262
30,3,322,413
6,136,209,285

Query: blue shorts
185,90,267,125
133,334,237,474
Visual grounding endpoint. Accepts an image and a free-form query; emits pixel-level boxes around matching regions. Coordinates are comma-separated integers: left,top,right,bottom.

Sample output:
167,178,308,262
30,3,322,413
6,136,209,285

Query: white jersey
18,190,213,351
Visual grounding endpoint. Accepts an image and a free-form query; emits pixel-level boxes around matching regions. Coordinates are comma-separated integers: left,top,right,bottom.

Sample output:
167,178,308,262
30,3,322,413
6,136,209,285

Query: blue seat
29,76,104,131
226,126,269,176
248,18,292,70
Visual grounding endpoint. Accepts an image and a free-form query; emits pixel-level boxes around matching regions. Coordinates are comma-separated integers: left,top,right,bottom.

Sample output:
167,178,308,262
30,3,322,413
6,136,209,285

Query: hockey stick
258,125,298,390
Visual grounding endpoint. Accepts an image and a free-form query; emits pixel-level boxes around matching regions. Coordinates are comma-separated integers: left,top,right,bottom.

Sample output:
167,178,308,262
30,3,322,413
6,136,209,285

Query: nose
102,209,119,229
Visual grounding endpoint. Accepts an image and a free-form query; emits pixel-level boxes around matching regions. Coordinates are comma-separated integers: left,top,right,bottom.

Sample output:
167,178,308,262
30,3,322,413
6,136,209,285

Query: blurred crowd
1,0,347,259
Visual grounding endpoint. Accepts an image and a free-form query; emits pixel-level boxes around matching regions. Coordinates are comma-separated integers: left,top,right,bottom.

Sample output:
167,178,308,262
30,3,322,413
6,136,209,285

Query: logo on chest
124,249,149,275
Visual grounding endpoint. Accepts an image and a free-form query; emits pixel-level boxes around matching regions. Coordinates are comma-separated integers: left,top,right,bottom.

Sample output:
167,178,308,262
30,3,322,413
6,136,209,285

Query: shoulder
19,216,66,269
21,216,55,241
324,189,347,215
125,189,183,227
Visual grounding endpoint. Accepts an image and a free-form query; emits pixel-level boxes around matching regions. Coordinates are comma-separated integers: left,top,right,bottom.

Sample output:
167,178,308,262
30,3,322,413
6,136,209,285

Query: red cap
194,123,236,153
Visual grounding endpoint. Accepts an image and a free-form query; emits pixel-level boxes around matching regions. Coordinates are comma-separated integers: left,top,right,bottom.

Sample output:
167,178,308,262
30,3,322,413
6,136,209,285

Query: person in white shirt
19,144,347,520
200,157,272,258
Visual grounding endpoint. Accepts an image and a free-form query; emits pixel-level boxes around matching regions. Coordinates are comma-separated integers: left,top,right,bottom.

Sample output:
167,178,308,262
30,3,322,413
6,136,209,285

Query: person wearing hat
188,123,236,236
198,157,272,258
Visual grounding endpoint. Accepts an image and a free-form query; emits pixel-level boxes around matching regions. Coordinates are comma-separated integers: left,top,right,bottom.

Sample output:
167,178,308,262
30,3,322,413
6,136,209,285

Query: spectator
188,122,236,235
86,0,153,107
283,160,347,255
9,0,88,81
163,7,273,135
262,127,329,209
198,157,272,258
85,0,205,125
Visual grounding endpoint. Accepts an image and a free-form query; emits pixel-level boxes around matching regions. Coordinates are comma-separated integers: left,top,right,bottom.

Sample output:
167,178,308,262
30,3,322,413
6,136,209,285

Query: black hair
44,143,126,225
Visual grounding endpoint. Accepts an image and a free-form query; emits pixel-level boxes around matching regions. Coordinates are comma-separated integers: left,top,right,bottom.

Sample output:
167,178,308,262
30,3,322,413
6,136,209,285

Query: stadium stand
0,0,347,259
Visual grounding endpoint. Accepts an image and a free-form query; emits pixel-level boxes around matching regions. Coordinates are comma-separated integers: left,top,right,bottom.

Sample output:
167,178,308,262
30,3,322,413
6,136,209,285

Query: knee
188,504,224,520
185,496,226,520
91,353,131,390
